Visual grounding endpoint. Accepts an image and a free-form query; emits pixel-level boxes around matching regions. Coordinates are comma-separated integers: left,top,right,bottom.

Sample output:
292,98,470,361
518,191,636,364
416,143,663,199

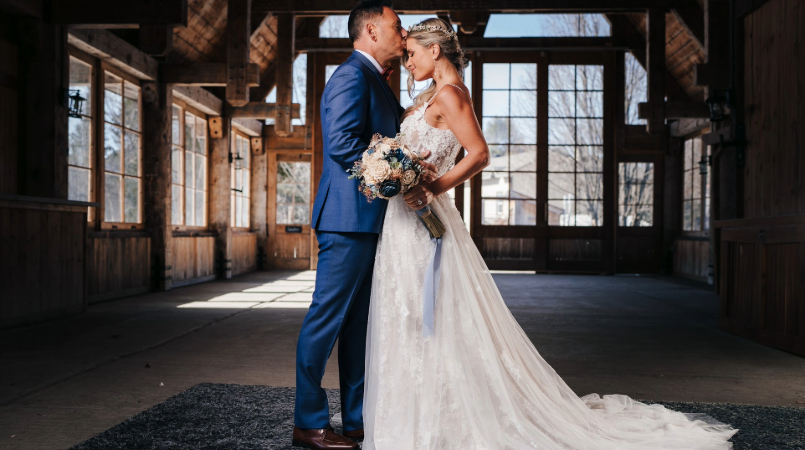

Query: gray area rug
70,383,805,450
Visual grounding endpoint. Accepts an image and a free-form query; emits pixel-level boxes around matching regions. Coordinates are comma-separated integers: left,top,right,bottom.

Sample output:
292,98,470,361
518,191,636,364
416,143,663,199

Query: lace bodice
399,85,464,177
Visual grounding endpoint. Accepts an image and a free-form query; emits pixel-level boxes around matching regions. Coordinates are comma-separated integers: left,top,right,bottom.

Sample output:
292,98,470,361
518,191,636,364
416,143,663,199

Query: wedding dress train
362,85,737,449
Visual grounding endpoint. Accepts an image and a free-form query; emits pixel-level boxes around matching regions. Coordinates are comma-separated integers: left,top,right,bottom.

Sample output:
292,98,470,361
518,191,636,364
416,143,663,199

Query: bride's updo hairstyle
402,18,468,117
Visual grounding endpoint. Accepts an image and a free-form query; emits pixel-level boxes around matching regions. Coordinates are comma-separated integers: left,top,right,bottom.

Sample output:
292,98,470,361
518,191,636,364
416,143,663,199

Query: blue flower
379,179,401,198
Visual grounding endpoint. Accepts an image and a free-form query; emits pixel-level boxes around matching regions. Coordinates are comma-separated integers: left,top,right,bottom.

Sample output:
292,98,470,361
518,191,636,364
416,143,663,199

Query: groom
293,2,435,449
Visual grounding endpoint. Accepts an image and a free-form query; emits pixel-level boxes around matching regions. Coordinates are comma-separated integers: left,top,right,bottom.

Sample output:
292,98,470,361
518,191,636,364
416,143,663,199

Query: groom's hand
418,149,438,183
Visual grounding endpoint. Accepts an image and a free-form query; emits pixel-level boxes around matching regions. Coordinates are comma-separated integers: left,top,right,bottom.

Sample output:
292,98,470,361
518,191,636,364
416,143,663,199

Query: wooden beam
623,125,666,151
275,13,295,137
162,63,260,86
253,0,686,13
172,86,223,116
694,0,731,91
226,0,252,107
670,117,710,136
139,24,173,56
51,0,187,26
0,0,43,18
606,14,690,101
671,0,704,50
67,28,158,81
225,102,301,119
646,8,666,134
638,101,710,119
232,118,264,137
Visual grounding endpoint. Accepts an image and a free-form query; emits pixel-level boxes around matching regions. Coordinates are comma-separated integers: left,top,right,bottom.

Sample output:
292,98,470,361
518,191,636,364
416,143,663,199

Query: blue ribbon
422,237,443,337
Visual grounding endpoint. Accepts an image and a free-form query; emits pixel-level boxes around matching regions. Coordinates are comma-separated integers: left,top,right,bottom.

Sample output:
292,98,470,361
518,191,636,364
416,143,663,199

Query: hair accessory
407,24,458,39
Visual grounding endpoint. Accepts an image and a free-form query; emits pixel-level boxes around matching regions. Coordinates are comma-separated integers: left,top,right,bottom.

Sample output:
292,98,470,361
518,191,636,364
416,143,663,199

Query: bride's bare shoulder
433,84,472,111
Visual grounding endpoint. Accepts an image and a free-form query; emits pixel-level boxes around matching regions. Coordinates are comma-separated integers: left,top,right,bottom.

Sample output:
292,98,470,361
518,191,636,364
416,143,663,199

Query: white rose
377,143,391,155
363,160,391,185
401,170,416,186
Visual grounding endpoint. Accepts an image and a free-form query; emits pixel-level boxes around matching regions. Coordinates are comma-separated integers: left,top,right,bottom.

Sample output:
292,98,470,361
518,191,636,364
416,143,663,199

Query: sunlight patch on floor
176,272,316,310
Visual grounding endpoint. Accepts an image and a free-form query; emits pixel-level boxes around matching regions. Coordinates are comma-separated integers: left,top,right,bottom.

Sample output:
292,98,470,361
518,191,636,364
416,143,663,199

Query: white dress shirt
356,50,384,74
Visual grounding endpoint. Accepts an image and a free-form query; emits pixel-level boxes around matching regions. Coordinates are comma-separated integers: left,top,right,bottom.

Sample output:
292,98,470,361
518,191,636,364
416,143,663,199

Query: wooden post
226,0,252,107
275,13,295,137
251,137,268,270
209,116,233,279
139,25,173,56
646,8,666,135
141,81,173,291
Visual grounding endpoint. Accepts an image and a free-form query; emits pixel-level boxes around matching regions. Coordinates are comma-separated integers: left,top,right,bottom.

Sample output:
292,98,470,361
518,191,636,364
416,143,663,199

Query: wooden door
615,154,664,273
267,152,312,270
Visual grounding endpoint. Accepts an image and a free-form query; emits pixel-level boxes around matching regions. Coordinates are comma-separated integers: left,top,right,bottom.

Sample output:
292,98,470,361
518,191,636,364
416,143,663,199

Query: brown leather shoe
292,426,360,449
342,428,364,441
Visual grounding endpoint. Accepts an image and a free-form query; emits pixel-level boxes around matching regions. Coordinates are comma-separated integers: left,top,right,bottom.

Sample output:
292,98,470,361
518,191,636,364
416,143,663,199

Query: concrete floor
1,271,804,449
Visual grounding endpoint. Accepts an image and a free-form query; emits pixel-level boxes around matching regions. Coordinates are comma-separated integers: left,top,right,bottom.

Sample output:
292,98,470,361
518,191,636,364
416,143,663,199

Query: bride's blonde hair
401,18,468,118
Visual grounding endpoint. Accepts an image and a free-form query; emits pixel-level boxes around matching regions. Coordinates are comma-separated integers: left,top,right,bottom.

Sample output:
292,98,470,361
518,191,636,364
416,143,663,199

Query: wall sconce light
228,151,244,170
698,150,709,175
66,89,86,118
705,90,730,123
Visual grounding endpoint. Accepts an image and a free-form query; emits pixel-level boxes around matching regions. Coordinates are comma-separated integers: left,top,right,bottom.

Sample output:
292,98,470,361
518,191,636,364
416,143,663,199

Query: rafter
253,0,686,13
51,0,187,27
162,63,260,86
671,0,705,50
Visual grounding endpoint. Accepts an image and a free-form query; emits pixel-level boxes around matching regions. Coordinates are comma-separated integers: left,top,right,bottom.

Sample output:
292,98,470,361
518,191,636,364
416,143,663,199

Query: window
103,71,142,224
485,14,610,38
480,63,537,226
619,162,654,227
265,54,307,126
171,105,208,227
399,61,472,110
231,133,251,228
683,136,710,231
625,52,647,125
68,56,93,217
276,161,311,225
319,14,446,38
547,65,604,226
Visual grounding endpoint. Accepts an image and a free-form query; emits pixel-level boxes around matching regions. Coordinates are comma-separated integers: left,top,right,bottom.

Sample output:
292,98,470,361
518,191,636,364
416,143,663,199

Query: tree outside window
68,56,93,220
103,72,142,225
170,106,208,227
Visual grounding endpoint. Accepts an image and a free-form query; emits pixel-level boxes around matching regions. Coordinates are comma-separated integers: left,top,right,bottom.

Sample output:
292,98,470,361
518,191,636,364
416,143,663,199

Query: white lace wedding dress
362,85,737,450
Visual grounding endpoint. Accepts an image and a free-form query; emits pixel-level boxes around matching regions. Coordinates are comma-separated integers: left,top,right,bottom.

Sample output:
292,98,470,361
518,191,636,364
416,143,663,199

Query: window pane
549,91,575,117
511,200,537,225
123,82,140,131
510,172,536,199
172,146,183,184
548,118,575,145
481,172,510,198
171,185,183,225
319,15,349,37
276,161,311,225
68,117,91,168
549,146,575,172
485,14,611,38
104,72,122,124
124,177,140,223
576,199,603,226
548,65,575,90
277,184,293,203
619,163,654,227
576,146,604,172
692,199,702,231
577,65,603,90
293,205,309,225
576,91,603,118
68,166,90,202
576,119,603,145
195,190,205,226
510,90,536,117
196,117,207,155
483,64,509,90
693,170,702,198
194,155,206,192
185,112,195,151
292,54,307,126
482,199,508,225
482,118,509,144
704,198,711,230
185,187,194,226
483,90,509,116
510,118,536,144
172,105,181,145
619,204,653,227
548,173,574,199
576,173,603,200
104,123,122,174
683,200,692,231
104,173,122,222
124,131,140,176
548,199,575,226
243,198,251,228
69,57,92,117
510,145,536,172
510,64,536,89
185,152,194,189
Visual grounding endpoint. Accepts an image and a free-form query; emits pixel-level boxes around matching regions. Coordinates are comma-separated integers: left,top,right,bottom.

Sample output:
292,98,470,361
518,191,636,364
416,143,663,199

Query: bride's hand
418,149,438,183
404,184,434,209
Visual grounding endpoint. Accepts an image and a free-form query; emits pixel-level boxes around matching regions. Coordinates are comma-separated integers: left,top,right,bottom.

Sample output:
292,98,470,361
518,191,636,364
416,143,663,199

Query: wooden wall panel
673,238,709,280
232,232,257,276
86,235,150,303
743,0,805,219
0,203,86,328
0,39,18,195
172,236,215,286
481,238,535,261
549,239,603,262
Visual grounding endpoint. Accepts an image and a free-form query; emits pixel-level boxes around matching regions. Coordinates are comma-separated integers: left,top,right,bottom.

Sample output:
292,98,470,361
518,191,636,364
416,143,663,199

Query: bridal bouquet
347,133,446,239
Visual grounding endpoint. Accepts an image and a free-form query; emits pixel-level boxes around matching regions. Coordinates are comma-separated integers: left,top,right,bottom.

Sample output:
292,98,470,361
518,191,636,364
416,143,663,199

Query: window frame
98,62,145,231
67,48,97,223
231,130,252,230
681,130,710,237
170,99,210,231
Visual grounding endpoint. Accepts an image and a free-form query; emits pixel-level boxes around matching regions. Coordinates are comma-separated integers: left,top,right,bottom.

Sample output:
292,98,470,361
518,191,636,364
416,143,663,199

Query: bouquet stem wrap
414,205,446,239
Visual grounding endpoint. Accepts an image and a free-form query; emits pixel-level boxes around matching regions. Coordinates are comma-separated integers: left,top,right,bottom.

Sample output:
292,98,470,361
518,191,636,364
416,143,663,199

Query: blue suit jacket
311,51,404,234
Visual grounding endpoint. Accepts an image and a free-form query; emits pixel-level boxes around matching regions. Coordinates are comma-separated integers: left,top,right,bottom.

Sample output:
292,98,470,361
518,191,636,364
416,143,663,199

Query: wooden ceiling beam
645,8,666,134
638,100,710,119
253,0,685,13
671,0,705,50
68,29,158,80
227,0,253,107
162,63,260,86
694,0,731,91
139,25,173,56
225,102,301,119
51,0,187,26
0,0,43,18
274,13,295,136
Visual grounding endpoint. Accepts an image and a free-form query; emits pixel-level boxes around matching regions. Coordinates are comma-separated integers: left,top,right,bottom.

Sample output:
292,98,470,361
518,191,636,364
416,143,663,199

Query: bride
361,18,738,449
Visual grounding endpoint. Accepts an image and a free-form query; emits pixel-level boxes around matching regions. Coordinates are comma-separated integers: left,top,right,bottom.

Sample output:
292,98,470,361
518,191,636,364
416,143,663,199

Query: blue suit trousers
295,230,378,431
